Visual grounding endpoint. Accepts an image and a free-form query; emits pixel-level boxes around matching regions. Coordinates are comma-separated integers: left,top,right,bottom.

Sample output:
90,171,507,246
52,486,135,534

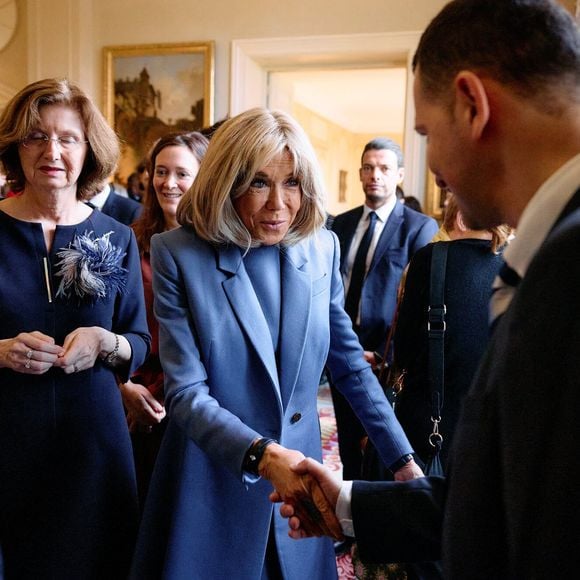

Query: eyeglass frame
20,131,88,150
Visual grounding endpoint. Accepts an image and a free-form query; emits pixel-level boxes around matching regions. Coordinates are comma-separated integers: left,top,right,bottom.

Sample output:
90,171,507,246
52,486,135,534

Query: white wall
5,0,447,117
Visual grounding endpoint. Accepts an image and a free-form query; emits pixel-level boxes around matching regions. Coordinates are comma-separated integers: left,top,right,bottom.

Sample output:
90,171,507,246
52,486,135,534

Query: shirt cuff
336,480,355,537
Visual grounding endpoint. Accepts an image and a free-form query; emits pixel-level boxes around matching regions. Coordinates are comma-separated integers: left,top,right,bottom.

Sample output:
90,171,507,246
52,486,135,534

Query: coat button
290,412,302,424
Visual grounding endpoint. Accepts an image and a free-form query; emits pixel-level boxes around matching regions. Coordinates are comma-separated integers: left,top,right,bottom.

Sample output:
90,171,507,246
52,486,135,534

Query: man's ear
454,71,490,140
397,167,405,185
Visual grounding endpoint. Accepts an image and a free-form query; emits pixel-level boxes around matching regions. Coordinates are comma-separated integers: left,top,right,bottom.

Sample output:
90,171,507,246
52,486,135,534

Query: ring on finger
26,349,33,359
25,359,32,369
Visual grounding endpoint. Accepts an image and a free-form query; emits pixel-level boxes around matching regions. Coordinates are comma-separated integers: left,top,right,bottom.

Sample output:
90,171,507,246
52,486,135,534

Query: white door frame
230,31,426,200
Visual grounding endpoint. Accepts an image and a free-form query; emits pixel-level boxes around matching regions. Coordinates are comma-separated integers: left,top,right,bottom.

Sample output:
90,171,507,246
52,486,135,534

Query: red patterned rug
318,382,356,579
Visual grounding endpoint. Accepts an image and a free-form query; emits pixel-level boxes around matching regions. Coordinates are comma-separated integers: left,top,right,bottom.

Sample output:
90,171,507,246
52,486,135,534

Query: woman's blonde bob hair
0,78,119,200
443,192,512,254
177,107,327,248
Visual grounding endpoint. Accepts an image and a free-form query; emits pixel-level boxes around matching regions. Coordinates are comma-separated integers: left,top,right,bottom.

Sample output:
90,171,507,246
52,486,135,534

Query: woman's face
233,151,302,246
18,104,88,195
152,145,200,223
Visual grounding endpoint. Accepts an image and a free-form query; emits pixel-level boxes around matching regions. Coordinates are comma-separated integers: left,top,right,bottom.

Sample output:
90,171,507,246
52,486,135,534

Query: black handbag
374,286,406,407
423,242,449,477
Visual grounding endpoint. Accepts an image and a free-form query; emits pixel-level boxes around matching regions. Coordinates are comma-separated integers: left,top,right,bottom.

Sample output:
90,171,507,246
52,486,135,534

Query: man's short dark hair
413,0,580,109
361,137,404,168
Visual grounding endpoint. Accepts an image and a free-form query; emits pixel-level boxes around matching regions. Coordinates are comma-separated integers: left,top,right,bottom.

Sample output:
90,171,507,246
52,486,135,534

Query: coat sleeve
324,231,414,467
150,235,262,480
112,228,151,382
352,476,445,563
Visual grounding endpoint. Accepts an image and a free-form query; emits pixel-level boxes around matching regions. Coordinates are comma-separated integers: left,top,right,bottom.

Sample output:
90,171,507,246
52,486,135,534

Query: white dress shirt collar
504,153,580,279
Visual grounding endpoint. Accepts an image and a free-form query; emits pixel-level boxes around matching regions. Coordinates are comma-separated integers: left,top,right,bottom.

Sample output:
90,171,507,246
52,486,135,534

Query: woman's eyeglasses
21,132,88,150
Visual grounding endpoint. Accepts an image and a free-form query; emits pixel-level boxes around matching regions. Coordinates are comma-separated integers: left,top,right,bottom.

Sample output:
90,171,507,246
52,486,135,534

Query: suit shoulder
151,225,203,251
332,206,363,227
89,209,132,238
402,205,437,227
527,210,580,278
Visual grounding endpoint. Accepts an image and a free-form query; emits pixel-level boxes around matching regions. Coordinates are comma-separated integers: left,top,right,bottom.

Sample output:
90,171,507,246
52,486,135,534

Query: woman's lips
39,165,64,175
261,220,285,230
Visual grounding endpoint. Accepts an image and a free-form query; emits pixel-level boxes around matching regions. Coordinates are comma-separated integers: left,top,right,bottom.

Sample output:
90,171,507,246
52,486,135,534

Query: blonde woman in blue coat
130,108,422,579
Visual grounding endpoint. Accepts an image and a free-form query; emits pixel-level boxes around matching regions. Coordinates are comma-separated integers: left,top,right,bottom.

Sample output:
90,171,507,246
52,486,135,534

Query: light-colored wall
94,0,446,121
0,0,448,115
0,0,27,106
292,102,403,215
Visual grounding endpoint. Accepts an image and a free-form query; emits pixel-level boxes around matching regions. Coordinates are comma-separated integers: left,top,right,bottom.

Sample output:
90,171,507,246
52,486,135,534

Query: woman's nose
43,139,61,159
165,174,178,188
266,184,285,209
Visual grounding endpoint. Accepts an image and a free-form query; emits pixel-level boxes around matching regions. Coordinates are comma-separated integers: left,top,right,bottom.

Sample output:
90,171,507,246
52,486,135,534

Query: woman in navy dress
0,78,150,579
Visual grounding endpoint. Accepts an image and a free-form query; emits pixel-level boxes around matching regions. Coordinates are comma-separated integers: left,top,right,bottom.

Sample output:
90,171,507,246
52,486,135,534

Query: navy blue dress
0,209,150,579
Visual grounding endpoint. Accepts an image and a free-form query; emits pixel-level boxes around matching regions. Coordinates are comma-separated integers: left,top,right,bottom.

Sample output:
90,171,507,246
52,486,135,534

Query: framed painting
103,41,214,182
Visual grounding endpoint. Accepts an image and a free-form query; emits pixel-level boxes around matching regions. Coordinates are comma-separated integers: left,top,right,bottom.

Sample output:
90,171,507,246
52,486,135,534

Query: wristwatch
243,437,277,475
389,453,414,473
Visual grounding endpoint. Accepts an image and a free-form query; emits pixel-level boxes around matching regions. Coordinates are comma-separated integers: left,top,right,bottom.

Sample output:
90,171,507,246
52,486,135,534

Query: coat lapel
370,201,403,271
218,245,281,403
339,208,363,273
278,244,311,408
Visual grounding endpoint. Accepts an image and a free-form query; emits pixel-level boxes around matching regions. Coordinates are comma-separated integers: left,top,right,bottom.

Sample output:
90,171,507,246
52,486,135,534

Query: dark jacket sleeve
352,476,446,564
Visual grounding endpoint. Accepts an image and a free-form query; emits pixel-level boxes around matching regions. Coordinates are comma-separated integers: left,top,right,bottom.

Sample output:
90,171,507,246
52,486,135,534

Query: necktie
344,211,377,321
489,261,521,327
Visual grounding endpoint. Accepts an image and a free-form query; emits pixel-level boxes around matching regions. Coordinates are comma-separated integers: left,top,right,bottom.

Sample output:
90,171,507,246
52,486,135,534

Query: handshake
266,456,345,541
263,446,423,541
257,443,344,541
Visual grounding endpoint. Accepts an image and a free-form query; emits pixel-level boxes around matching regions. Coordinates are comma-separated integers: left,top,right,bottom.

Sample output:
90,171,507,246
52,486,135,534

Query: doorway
230,32,426,211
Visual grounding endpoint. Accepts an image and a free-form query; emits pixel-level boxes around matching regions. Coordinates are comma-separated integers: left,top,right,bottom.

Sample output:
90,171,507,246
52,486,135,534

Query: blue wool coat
130,226,413,579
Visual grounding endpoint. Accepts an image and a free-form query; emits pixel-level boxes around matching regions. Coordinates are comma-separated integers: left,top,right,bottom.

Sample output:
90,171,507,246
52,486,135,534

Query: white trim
230,32,426,201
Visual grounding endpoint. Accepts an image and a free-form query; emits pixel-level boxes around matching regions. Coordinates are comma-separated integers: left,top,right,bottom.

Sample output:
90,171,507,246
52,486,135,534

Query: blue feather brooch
55,231,127,302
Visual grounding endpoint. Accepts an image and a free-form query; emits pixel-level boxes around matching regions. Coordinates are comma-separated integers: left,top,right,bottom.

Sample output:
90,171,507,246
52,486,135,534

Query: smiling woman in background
130,108,420,580
121,131,208,504
0,78,150,579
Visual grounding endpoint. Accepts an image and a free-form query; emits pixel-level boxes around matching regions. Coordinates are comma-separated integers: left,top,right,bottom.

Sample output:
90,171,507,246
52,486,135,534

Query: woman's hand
259,444,344,540
270,457,344,541
53,326,106,374
0,331,63,374
54,326,130,374
120,380,166,432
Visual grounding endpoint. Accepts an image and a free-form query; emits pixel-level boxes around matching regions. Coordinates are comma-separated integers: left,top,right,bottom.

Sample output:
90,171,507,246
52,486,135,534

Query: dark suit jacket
331,202,438,352
351,191,580,578
101,185,143,226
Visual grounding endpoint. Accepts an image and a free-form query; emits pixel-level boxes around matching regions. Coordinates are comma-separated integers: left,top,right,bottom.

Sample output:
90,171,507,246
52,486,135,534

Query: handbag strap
428,242,449,428
377,281,405,386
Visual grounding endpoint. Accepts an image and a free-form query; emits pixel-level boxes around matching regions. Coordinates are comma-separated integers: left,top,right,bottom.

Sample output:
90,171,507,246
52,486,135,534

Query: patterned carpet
318,382,356,579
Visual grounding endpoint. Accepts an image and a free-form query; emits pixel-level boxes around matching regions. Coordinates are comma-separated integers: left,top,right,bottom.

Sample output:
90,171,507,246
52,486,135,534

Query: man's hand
270,457,344,541
394,458,424,481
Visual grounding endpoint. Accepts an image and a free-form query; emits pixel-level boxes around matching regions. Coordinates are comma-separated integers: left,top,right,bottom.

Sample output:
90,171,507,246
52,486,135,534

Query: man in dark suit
89,183,142,226
274,0,580,577
330,138,438,479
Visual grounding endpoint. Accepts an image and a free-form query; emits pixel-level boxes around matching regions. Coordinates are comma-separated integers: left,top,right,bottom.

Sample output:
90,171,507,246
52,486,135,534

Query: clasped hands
0,328,112,375
260,443,344,541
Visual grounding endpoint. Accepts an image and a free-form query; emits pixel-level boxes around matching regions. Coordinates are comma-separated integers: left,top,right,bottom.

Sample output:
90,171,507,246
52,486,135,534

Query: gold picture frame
103,42,214,181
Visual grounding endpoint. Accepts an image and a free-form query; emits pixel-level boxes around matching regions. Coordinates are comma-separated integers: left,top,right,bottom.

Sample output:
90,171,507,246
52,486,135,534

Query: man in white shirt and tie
330,138,437,480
